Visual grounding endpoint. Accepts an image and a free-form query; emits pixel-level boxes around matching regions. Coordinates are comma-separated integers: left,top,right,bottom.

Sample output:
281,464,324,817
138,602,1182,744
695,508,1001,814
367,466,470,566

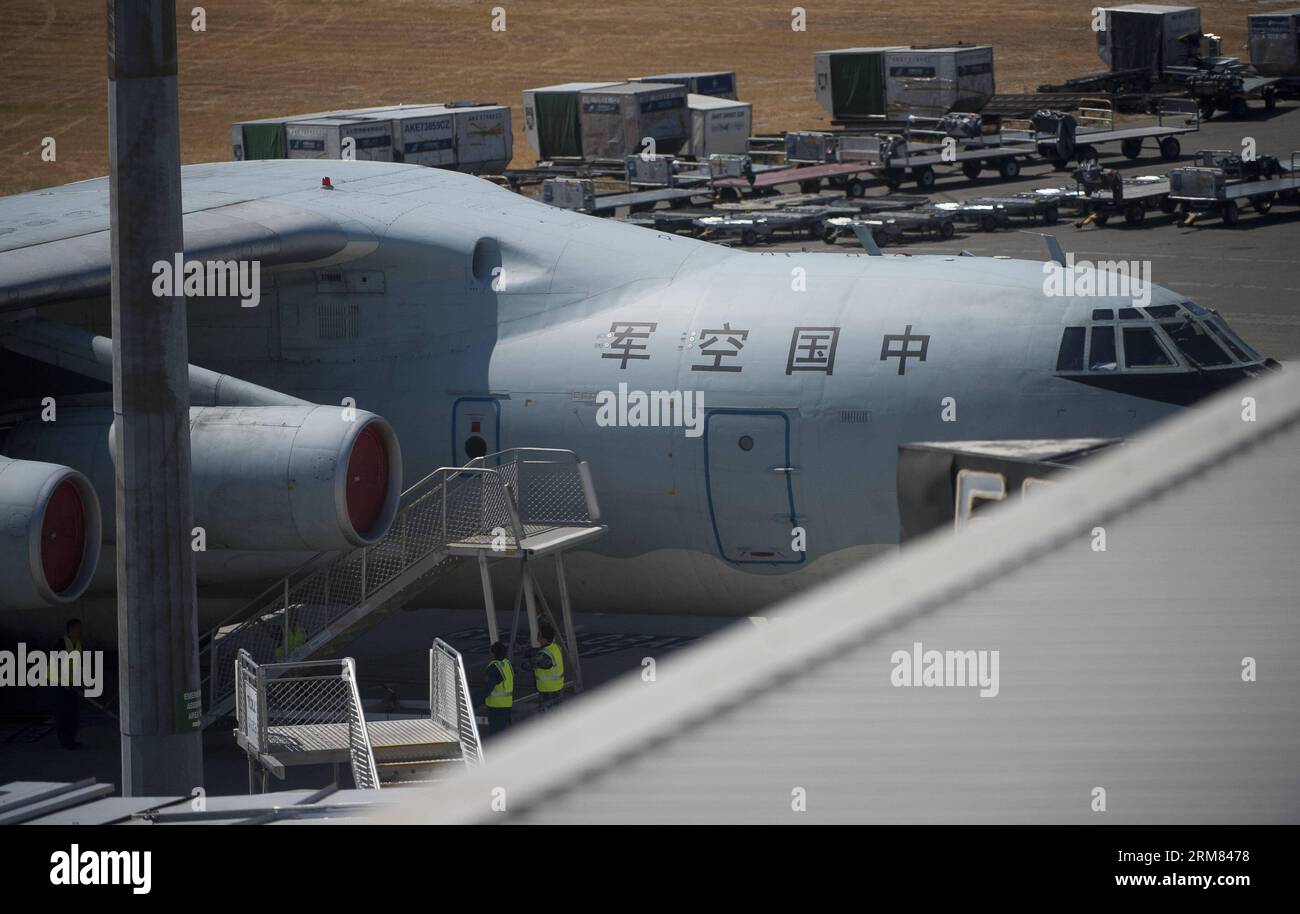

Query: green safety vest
274,626,306,660
536,641,565,693
486,659,514,709
49,636,82,687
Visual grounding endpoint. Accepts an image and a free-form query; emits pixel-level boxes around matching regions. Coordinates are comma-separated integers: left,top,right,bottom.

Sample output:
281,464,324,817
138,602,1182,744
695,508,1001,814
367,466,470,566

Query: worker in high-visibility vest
532,622,565,712
50,619,83,750
273,622,307,660
475,641,514,736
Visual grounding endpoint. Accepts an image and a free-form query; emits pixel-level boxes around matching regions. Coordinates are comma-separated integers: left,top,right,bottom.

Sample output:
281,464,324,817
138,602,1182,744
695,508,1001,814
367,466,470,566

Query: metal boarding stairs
233,639,484,790
202,448,607,727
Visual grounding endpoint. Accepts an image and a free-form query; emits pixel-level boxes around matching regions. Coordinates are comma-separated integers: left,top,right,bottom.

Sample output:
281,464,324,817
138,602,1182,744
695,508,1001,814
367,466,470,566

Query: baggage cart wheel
1042,203,1060,225
913,166,936,190
800,179,822,195
847,178,867,198
979,214,998,232
823,226,839,245
718,186,740,203
1221,200,1240,227
1264,89,1278,111
883,170,904,191
1124,203,1146,227
1159,196,1177,214
939,220,955,240
962,161,982,179
1000,158,1021,179
1229,96,1248,119
1121,137,1143,159
1075,144,1098,165
741,228,759,246
1252,194,1275,214
669,196,691,210
1094,211,1110,227
1199,101,1216,121
1158,137,1181,161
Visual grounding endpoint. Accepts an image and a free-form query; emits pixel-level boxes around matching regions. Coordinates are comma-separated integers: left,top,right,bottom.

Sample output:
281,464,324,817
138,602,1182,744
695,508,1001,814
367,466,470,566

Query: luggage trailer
1012,97,1201,168
1170,151,1300,226
822,210,958,245
931,195,1066,232
1077,175,1177,227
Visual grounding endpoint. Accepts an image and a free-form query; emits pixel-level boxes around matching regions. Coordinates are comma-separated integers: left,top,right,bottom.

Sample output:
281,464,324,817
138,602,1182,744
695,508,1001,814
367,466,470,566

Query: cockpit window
1206,318,1260,363
1091,308,1114,321
1118,308,1142,320
1162,319,1231,367
1145,304,1181,319
1123,327,1173,367
1057,326,1086,371
1089,325,1118,371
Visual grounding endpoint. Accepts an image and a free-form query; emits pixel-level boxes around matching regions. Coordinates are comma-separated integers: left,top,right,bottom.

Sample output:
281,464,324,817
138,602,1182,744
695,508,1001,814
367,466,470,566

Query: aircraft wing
0,164,361,313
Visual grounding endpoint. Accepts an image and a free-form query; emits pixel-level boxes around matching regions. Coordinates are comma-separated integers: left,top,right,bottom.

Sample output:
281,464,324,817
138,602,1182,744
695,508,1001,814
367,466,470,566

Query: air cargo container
284,117,394,161
444,104,513,173
232,110,340,160
814,46,995,119
384,106,457,168
1095,5,1202,73
578,82,689,160
685,94,752,158
1249,9,1300,76
634,71,738,99
522,82,622,159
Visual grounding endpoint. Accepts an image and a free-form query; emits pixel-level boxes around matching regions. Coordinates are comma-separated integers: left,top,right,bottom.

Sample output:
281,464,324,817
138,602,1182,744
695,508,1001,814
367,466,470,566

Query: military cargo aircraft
0,160,1273,636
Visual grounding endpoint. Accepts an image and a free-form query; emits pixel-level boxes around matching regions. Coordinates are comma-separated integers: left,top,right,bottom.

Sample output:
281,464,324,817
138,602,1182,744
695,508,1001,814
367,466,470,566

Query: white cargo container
1249,9,1300,76
634,71,738,99
1096,5,1202,74
232,110,340,160
685,94,752,158
578,82,689,160
284,117,394,161
383,106,457,168
445,104,513,173
814,46,994,119
522,82,622,159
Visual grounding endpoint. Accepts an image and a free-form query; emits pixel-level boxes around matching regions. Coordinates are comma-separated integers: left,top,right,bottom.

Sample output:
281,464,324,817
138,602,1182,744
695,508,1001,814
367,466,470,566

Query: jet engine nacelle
3,405,401,553
0,455,102,610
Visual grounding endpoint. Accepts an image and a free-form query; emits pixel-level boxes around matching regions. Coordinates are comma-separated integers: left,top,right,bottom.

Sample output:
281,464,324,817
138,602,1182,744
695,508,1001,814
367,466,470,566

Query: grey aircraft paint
0,160,1271,621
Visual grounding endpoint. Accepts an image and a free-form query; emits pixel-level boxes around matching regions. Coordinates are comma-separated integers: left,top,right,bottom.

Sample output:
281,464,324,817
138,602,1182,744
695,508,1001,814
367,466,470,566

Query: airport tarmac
744,104,1300,360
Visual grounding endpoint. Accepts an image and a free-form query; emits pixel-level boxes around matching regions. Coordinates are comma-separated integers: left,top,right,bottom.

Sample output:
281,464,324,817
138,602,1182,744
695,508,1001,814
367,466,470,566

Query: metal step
202,448,605,727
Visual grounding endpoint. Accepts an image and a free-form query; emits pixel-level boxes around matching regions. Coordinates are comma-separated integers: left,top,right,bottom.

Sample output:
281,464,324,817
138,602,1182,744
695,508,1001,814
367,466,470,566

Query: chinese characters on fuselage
600,321,928,376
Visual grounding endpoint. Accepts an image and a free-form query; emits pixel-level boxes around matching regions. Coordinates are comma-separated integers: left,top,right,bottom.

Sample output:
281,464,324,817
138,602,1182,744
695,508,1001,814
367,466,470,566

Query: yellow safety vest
274,626,306,660
49,637,82,687
486,659,513,709
536,641,564,693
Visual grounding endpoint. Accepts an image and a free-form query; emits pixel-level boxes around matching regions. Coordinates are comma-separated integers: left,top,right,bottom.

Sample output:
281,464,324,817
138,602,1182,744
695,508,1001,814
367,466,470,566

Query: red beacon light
321,176,334,190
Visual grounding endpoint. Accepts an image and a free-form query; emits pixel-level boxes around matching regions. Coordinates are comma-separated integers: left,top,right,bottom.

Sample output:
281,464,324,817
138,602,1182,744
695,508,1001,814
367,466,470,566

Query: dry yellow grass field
0,0,1284,195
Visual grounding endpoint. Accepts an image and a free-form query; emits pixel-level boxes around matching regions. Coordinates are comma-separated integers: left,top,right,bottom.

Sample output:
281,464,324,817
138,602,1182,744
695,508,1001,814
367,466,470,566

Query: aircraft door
704,410,803,565
452,397,499,464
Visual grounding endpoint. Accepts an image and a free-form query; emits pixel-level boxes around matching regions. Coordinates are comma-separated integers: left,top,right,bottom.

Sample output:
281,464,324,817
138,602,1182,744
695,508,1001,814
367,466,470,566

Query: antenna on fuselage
1019,230,1067,267
851,225,883,256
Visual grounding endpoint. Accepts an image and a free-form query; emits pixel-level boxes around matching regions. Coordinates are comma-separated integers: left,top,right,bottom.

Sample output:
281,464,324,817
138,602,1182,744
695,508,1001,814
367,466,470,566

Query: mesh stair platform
234,640,485,791
203,447,605,726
